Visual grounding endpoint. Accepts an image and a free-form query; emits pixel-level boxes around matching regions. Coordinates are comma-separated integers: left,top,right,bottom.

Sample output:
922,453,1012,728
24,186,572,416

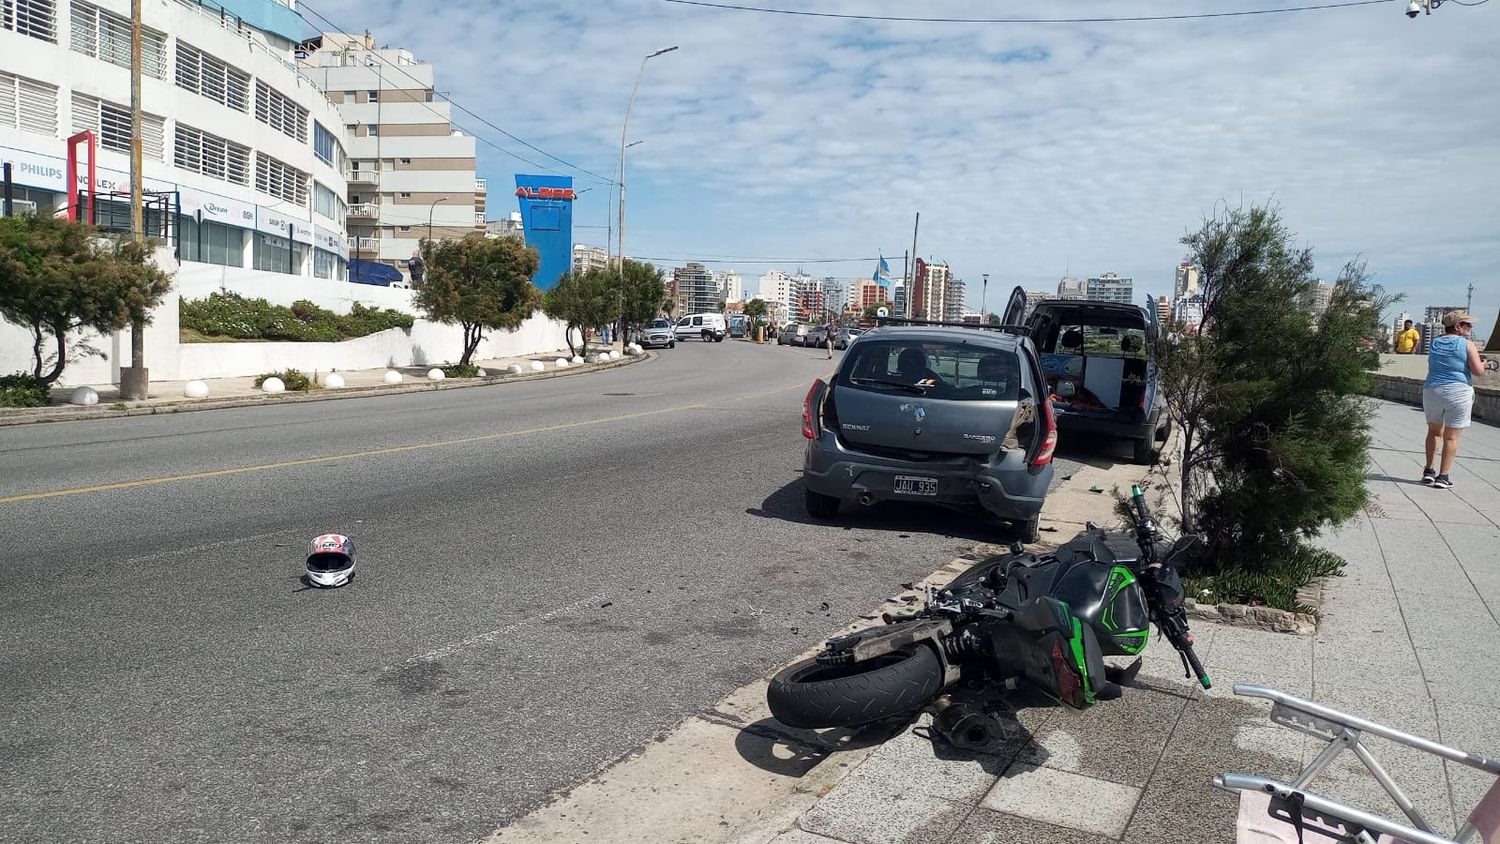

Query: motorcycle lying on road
766,485,1211,730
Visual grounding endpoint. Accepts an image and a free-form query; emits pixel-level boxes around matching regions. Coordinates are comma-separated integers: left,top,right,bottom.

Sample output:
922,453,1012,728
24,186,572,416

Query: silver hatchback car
800,323,1056,541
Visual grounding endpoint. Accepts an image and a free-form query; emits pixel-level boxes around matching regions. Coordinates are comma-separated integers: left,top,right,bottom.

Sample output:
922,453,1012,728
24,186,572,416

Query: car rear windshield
1046,324,1148,359
835,339,1021,401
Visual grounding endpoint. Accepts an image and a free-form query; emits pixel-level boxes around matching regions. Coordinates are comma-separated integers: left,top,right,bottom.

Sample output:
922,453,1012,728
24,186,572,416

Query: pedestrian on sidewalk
1420,310,1486,489
1395,319,1421,354
825,322,836,359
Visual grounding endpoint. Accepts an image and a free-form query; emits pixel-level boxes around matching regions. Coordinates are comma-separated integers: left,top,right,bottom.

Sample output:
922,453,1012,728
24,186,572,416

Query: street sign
876,307,889,318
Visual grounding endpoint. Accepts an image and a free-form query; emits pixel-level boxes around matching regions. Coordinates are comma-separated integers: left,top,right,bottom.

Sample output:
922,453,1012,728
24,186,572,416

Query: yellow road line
0,381,811,505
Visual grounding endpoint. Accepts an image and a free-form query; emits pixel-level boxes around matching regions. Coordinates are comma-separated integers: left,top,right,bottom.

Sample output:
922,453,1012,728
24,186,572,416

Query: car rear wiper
848,377,928,394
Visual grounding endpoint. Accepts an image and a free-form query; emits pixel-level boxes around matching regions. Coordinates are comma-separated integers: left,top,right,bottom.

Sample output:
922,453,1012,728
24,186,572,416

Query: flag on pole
874,255,892,288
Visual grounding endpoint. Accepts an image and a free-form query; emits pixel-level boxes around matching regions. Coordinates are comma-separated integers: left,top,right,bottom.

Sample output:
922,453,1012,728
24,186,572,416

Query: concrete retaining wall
0,262,569,386
1370,373,1500,424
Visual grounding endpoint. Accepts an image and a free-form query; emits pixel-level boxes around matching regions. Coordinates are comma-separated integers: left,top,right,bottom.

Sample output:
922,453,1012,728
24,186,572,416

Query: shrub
180,294,413,342
254,369,315,392
0,372,50,408
1183,545,1346,613
441,363,481,378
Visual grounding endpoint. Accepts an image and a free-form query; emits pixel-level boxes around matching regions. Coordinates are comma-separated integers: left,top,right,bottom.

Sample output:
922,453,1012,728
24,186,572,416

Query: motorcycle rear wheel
767,644,945,729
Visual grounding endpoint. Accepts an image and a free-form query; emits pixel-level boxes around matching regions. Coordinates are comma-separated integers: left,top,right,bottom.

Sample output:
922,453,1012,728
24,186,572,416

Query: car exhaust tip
856,492,875,507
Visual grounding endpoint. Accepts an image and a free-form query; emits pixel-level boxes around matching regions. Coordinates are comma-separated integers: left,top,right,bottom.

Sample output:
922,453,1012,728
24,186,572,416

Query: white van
674,313,728,342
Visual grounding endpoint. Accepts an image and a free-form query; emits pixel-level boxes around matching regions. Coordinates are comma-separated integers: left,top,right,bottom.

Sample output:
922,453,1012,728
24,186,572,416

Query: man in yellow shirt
1395,319,1422,354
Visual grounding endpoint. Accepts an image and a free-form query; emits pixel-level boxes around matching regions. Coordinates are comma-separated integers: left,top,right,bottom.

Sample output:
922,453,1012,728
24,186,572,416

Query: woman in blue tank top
1420,310,1486,488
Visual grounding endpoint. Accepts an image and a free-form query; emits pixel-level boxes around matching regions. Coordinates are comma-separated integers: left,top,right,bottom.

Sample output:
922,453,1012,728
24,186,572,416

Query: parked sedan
835,328,864,350
637,319,676,349
800,324,1057,541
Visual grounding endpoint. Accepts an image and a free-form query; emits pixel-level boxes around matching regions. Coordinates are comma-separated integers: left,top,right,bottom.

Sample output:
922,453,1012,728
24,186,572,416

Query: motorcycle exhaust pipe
856,492,875,507
931,695,1005,751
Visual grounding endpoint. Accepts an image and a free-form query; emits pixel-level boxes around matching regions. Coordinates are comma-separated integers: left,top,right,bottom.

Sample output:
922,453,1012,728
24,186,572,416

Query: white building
300,32,483,279
572,243,609,275
1299,279,1334,315
713,268,744,304
0,0,350,279
1174,261,1200,300
1173,297,1205,329
758,269,797,315
1086,273,1134,304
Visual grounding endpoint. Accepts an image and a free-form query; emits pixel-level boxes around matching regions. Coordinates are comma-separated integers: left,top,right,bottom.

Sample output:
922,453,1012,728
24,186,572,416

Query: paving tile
796,768,971,844
948,807,1115,844
859,721,1012,805
1433,697,1500,819
980,764,1141,838
1015,681,1190,787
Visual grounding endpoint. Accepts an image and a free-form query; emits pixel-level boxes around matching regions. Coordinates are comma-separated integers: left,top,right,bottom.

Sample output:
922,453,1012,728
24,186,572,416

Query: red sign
515,186,576,200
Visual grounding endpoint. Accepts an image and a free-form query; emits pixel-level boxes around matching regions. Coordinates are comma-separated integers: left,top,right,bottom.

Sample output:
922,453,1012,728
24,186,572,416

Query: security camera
1406,0,1424,17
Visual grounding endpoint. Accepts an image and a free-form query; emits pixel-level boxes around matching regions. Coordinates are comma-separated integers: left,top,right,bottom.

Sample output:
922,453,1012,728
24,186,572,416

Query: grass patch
1184,544,1345,613
254,369,316,392
441,363,481,378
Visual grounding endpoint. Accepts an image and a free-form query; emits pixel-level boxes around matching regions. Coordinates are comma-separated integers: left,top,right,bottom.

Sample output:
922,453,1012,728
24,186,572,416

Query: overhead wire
295,0,613,184
659,0,1401,23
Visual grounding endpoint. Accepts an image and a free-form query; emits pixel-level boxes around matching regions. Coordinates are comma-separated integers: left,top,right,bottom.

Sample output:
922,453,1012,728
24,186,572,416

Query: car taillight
801,379,823,439
1032,397,1057,467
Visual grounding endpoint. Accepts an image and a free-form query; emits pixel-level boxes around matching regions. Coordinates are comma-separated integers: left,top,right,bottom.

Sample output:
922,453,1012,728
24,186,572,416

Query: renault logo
913,406,926,423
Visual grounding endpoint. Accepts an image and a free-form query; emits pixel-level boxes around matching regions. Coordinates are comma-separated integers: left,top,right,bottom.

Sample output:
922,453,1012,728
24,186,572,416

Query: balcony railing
474,212,486,224
347,236,378,251
348,203,379,219
348,170,380,185
475,178,487,192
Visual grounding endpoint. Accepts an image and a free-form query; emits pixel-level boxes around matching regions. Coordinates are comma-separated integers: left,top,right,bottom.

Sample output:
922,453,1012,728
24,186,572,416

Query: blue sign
514,174,574,291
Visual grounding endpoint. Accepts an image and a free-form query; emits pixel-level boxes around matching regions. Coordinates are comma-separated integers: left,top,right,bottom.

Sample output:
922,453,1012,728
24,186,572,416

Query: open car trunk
1028,302,1156,425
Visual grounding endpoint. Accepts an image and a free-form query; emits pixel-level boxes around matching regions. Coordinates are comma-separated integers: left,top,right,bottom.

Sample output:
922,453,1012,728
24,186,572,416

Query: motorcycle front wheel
766,644,945,729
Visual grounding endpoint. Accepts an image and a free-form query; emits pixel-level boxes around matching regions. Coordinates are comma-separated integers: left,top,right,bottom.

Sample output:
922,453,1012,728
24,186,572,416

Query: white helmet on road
306,533,356,588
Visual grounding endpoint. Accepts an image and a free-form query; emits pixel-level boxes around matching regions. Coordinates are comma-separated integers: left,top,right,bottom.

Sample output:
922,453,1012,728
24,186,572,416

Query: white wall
0,261,570,387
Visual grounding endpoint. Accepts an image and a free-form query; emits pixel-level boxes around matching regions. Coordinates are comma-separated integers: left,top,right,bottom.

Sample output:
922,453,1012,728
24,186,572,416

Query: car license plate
894,475,939,496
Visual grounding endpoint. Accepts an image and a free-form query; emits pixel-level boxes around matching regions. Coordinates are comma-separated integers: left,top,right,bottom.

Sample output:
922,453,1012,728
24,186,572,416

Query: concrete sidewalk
0,344,638,425
489,400,1500,843
757,399,1500,843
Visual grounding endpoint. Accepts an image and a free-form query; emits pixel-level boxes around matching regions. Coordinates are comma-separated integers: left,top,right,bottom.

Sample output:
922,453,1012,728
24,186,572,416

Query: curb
0,351,652,427
1184,578,1324,636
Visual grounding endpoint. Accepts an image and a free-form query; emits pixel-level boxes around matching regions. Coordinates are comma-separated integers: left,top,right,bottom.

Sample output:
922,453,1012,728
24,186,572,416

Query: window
254,153,308,206
313,122,335,165
367,90,379,101
70,1,166,79
836,340,1021,402
367,124,379,136
253,232,305,275
313,181,337,219
72,92,163,160
178,216,244,267
399,157,411,164
343,90,354,98
174,125,250,185
399,191,410,198
313,248,341,279
174,42,250,112
398,225,410,232
254,80,307,142
0,71,57,136
2,0,56,43
349,194,360,204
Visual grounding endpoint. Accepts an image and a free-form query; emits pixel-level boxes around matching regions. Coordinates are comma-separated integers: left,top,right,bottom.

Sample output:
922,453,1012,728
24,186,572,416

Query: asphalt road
0,339,1084,843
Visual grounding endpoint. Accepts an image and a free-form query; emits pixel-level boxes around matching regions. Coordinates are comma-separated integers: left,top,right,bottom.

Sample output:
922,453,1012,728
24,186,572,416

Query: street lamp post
616,45,677,345
981,273,989,322
426,196,449,244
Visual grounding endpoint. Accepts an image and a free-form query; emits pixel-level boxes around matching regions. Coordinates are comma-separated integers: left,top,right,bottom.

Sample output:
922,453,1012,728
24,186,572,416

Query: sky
306,0,1499,332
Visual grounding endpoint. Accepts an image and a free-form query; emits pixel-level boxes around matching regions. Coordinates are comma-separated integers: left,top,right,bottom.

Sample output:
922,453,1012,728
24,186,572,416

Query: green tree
743,298,768,322
0,215,173,386
986,313,1002,326
543,267,616,357
862,303,887,321
1160,204,1392,568
414,233,541,366
616,259,667,341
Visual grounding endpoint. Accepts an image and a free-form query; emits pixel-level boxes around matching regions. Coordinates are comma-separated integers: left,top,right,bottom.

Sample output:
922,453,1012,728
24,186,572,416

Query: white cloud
312,0,1500,323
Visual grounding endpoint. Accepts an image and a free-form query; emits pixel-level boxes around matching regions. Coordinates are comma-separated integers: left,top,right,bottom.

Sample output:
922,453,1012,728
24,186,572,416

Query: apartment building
572,243,609,275
673,262,717,314
300,32,483,279
1086,273,1134,304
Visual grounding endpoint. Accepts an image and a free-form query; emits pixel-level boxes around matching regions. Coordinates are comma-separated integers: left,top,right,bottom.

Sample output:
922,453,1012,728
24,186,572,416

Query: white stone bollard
476,368,487,377
571,355,584,365
609,350,622,360
507,363,525,375
321,373,345,389
261,377,286,394
555,358,569,368
183,380,209,398
529,360,545,372
69,386,99,406
383,370,403,384
427,368,445,381
626,345,641,356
